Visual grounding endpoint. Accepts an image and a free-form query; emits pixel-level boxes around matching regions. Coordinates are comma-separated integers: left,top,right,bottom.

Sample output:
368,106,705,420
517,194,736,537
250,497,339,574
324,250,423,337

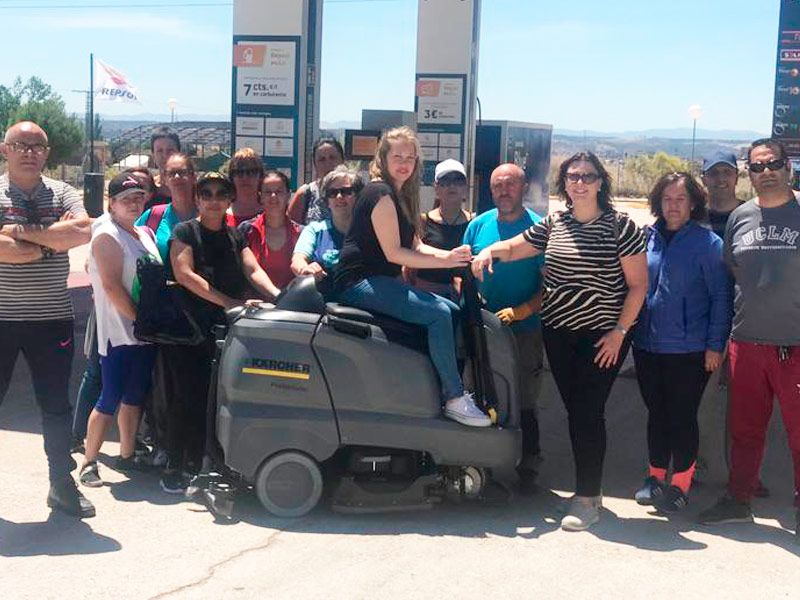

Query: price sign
416,77,464,125
235,41,296,106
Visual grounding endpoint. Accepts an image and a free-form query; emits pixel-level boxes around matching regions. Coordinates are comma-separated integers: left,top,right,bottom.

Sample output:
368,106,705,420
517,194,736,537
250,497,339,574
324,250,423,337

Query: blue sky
0,0,780,133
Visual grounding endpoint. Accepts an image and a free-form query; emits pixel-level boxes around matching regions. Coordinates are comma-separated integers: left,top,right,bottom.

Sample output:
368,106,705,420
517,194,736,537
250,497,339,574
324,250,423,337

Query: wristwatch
613,323,628,336
40,246,55,259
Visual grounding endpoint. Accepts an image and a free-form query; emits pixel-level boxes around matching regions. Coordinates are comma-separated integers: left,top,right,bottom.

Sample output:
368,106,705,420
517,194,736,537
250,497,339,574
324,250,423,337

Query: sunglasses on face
199,188,231,200
230,168,261,177
166,168,192,178
6,141,49,155
566,172,600,184
437,174,467,187
325,186,356,199
748,158,788,173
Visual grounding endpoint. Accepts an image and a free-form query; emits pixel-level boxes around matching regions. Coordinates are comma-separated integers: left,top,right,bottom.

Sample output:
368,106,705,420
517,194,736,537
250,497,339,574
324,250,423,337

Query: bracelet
613,323,628,336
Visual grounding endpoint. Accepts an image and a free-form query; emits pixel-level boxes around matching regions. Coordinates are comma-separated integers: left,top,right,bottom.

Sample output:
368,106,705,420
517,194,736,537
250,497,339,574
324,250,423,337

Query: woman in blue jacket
633,172,732,513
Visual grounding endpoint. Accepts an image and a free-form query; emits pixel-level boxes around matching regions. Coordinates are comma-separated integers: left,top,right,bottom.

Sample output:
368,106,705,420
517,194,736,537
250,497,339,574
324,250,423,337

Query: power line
0,2,231,8
0,0,400,7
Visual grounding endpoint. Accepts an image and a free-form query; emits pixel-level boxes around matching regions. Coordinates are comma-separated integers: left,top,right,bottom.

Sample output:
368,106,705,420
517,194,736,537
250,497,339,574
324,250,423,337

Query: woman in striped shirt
472,152,648,531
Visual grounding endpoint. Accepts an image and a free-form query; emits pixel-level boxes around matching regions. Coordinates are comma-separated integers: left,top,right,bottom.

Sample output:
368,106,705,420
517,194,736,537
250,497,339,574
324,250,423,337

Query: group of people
1,119,798,539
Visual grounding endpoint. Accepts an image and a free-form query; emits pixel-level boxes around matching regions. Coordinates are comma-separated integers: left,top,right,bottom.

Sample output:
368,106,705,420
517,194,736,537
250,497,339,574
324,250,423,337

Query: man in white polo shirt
0,120,95,518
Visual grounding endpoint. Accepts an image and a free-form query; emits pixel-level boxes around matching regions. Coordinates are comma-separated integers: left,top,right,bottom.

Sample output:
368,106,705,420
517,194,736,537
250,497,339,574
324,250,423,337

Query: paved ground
2,200,799,599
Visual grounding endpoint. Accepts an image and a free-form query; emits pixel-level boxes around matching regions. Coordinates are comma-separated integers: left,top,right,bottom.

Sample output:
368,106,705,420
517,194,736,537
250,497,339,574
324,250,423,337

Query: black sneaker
160,470,188,495
655,485,689,514
115,454,147,473
79,462,103,488
47,478,96,518
134,439,151,457
634,476,664,506
70,437,85,455
697,495,753,525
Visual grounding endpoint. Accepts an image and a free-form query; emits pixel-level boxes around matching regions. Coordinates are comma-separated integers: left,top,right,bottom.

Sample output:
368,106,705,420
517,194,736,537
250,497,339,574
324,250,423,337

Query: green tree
619,152,691,197
3,76,84,167
0,83,21,134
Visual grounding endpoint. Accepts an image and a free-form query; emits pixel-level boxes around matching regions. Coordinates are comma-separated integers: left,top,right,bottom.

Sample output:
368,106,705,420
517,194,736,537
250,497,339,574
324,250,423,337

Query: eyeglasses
230,168,261,178
566,172,601,184
199,188,231,200
437,174,467,187
325,186,356,199
6,141,49,155
166,168,191,178
748,158,788,173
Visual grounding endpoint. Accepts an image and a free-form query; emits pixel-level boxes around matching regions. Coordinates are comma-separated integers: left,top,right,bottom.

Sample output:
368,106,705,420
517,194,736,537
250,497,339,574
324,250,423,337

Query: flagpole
89,53,95,173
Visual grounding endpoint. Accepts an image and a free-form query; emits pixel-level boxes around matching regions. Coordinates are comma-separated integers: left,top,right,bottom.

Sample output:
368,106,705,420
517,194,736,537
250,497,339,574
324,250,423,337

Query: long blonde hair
369,126,421,233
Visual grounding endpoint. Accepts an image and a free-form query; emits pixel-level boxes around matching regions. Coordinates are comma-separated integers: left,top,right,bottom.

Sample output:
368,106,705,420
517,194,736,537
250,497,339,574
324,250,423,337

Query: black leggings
632,349,709,473
0,320,76,483
543,326,630,497
157,341,214,471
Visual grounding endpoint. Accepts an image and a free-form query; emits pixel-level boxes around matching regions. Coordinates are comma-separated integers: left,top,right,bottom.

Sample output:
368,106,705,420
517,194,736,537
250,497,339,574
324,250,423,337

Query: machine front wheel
254,451,324,517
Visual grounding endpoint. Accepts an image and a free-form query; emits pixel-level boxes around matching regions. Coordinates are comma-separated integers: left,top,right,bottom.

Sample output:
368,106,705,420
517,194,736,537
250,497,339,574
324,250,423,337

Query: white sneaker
560,496,601,531
444,393,492,427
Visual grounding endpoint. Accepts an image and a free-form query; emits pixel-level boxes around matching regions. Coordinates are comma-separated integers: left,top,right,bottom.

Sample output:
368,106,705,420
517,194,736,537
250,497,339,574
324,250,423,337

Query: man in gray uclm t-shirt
698,138,800,532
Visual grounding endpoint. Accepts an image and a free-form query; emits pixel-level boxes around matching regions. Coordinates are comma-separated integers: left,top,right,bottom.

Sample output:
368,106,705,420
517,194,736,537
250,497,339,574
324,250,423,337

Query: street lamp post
688,104,703,169
167,98,178,124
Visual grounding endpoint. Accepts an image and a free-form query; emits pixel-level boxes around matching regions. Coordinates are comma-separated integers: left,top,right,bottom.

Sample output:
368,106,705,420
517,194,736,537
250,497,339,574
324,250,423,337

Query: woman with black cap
79,173,162,489
159,172,280,494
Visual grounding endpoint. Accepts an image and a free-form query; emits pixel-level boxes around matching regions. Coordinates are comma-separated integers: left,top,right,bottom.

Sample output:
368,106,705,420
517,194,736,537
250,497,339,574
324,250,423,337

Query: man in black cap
0,120,95,518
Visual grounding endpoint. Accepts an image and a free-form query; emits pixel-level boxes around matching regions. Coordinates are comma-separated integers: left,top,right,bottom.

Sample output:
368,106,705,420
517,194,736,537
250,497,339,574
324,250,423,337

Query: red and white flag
94,58,141,103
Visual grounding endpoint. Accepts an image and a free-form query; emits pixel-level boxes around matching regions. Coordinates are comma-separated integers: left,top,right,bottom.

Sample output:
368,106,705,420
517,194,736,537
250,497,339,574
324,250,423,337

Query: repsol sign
98,88,138,101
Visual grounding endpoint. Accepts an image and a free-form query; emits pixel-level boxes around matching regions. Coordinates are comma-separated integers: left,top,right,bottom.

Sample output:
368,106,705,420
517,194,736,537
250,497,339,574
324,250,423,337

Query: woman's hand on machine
444,244,473,267
299,261,327,280
471,248,494,280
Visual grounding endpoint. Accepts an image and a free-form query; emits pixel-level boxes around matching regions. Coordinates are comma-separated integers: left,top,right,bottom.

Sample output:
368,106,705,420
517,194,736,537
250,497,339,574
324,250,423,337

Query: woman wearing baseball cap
160,171,281,493
79,173,162,488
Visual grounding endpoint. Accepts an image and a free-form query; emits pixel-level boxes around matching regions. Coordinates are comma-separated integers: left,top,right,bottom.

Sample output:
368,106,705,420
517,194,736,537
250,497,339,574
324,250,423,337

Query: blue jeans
338,276,464,400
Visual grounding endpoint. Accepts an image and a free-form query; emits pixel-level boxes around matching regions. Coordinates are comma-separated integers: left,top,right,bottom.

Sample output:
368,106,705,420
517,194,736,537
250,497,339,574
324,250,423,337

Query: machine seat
325,303,428,353
325,303,374,324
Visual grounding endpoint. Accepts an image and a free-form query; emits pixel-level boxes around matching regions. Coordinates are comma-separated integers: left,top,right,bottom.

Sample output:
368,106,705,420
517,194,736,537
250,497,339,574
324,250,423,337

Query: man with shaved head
0,120,95,518
463,163,545,493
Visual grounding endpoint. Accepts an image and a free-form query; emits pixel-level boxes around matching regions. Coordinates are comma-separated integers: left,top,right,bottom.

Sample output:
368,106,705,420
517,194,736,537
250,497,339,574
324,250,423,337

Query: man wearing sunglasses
698,139,800,534
463,163,545,493
0,120,95,518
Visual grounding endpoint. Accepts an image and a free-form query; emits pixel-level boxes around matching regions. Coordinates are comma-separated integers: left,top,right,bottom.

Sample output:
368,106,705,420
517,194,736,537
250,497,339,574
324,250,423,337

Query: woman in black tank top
334,128,490,428
412,160,471,300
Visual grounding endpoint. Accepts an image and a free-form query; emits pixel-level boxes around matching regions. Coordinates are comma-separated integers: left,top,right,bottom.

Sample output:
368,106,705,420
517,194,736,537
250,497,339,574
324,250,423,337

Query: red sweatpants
727,340,800,507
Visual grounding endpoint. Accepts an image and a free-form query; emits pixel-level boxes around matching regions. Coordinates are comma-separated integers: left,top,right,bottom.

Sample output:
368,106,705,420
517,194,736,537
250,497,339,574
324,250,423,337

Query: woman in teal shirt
291,165,363,296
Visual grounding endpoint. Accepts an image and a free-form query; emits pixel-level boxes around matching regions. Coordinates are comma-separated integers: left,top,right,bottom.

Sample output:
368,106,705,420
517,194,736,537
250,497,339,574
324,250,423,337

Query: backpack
133,254,205,346
145,203,169,233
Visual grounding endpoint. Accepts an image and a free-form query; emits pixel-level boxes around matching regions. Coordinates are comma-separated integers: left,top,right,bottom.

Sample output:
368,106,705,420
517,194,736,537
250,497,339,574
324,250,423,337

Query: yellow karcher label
241,367,311,381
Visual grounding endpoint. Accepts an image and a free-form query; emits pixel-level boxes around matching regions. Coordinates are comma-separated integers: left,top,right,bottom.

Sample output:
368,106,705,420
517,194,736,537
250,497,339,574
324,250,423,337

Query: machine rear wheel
254,451,323,517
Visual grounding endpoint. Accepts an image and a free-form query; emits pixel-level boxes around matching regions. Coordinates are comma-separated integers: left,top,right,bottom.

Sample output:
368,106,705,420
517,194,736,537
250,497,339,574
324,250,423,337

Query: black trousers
632,348,710,473
157,340,214,472
0,320,77,483
543,325,630,497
